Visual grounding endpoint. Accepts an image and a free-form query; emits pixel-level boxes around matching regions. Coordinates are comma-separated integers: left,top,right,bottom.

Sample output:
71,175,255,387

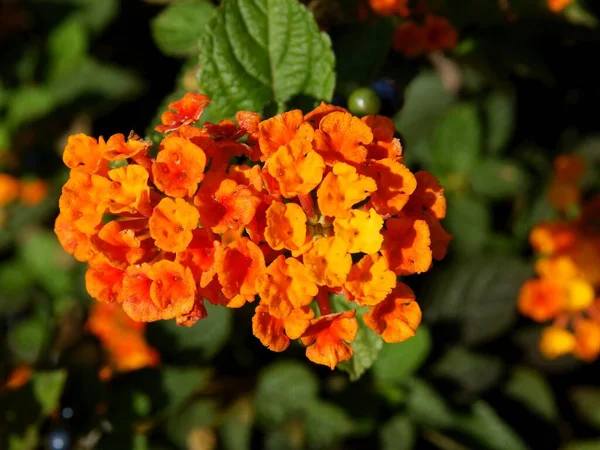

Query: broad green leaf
372,326,431,386
333,18,395,85
379,415,416,450
394,71,456,166
264,427,302,450
6,87,56,129
47,18,88,81
470,158,529,200
132,391,152,417
148,302,232,360
18,229,74,298
332,295,383,381
7,425,39,450
445,195,491,256
422,256,532,345
504,366,558,422
431,347,503,399
564,441,600,450
406,379,454,429
453,401,529,450
570,387,600,430
71,0,120,33
483,90,515,154
133,434,149,450
305,400,355,450
163,399,218,449
31,370,67,415
220,397,253,450
431,103,483,174
255,360,318,427
151,0,216,57
7,313,48,363
198,0,335,116
0,261,33,315
161,367,212,413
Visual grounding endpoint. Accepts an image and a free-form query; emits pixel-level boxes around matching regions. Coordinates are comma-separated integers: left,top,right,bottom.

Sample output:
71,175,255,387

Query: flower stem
298,193,317,222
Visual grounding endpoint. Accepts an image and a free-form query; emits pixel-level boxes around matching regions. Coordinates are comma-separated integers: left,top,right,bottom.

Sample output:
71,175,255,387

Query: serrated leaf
394,71,457,166
31,370,67,415
453,401,529,450
305,400,355,450
483,90,515,154
470,158,529,200
406,379,454,429
431,103,483,174
445,195,491,256
151,0,215,57
198,0,335,116
422,256,532,345
148,302,232,361
332,295,382,381
504,366,558,422
431,347,503,399
255,360,318,428
379,415,416,450
570,387,600,430
372,326,431,386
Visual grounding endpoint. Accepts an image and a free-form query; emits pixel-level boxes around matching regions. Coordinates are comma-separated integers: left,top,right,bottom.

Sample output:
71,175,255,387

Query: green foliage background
1,0,600,449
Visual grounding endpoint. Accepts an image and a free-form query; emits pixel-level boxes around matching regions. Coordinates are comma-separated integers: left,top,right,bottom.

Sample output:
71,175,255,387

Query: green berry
348,87,382,117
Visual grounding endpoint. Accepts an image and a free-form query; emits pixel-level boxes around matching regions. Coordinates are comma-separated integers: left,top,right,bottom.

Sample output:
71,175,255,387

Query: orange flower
19,179,49,206
548,0,575,12
62,133,106,174
107,165,152,216
539,326,575,359
393,22,427,58
364,283,422,343
264,201,309,253
258,110,314,161
59,170,109,235
317,163,377,218
530,222,577,255
303,236,352,287
381,216,432,275
256,255,318,318
369,0,409,16
252,304,314,352
301,310,358,369
518,279,562,322
153,136,207,197
149,197,199,252
333,208,383,254
345,254,396,306
86,262,125,304
404,171,448,220
366,158,417,215
548,155,585,211
362,115,403,160
175,229,217,288
304,102,346,129
155,92,211,133
103,132,151,161
215,238,266,307
55,212,95,262
573,319,600,361
267,139,325,198
3,365,32,391
313,111,372,166
0,173,19,206
424,15,458,53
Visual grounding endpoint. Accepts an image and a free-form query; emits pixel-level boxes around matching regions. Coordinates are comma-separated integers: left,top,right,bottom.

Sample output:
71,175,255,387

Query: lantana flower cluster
87,302,160,380
365,0,458,58
55,92,450,369
519,156,600,361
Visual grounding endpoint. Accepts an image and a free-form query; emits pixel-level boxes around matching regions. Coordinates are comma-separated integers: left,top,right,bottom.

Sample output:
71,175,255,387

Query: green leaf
504,366,558,422
18,229,74,298
394,71,457,166
7,313,48,363
445,195,491,256
161,367,212,413
7,425,39,450
333,18,395,85
379,415,416,450
406,379,454,429
372,326,431,386
47,17,88,81
151,0,216,57
564,441,600,450
483,89,515,154
570,387,600,430
220,397,253,450
422,256,532,345
148,302,232,360
431,103,483,174
255,360,318,427
453,401,529,450
0,261,33,316
71,0,120,33
470,158,529,200
332,296,383,381
305,401,355,450
198,0,335,116
6,87,56,129
431,347,504,399
163,399,218,449
31,370,67,415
